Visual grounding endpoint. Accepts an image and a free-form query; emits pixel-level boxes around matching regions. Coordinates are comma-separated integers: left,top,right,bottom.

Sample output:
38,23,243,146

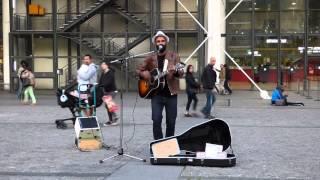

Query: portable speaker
74,116,103,151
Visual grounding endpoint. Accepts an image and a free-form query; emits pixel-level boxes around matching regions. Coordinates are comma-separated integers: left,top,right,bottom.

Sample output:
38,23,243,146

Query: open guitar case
150,119,236,167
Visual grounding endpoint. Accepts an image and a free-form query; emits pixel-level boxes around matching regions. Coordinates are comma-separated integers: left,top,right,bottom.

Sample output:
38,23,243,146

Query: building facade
1,0,319,91
226,0,320,90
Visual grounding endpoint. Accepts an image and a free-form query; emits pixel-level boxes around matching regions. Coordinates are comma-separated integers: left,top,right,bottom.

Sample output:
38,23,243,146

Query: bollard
315,79,320,101
227,99,231,107
306,79,312,99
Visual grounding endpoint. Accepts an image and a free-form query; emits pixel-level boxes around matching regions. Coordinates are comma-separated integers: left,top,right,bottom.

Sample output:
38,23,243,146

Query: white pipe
183,37,209,64
2,0,10,90
224,0,244,21
177,0,208,34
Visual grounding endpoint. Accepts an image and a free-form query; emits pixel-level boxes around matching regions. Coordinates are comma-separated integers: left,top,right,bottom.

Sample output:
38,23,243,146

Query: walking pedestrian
201,57,217,119
184,64,200,117
224,64,232,94
21,67,36,105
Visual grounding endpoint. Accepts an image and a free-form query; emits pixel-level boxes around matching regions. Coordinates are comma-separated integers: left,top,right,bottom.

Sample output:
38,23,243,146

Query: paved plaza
0,90,319,180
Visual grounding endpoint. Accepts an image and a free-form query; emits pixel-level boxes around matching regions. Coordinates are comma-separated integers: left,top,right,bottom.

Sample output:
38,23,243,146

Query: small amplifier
74,116,103,151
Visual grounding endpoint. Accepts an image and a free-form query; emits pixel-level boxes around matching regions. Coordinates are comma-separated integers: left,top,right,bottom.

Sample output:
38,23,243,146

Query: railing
104,36,137,56
57,0,99,30
296,76,320,101
13,14,53,31
58,59,78,87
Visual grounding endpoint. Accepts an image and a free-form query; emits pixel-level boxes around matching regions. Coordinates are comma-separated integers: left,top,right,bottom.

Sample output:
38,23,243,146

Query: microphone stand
99,50,156,163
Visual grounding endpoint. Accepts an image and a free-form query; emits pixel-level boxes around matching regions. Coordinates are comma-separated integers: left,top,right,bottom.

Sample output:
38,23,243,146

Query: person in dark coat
17,60,29,100
224,64,232,94
201,57,217,119
99,61,118,126
184,65,200,117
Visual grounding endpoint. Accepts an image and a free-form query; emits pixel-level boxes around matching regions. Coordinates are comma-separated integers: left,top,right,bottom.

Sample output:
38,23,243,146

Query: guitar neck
154,63,184,80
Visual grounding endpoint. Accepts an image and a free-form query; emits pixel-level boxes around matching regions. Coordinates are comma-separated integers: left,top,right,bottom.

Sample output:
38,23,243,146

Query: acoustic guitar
138,62,185,99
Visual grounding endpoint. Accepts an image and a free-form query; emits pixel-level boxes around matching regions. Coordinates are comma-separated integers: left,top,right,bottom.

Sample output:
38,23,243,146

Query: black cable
124,92,139,149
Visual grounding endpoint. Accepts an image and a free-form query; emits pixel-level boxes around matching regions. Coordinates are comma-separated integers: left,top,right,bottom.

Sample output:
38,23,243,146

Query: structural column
206,0,226,66
2,0,10,90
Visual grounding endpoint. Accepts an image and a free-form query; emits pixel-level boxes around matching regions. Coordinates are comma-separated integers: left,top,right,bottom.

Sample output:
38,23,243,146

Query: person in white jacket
72,54,97,116
77,54,97,85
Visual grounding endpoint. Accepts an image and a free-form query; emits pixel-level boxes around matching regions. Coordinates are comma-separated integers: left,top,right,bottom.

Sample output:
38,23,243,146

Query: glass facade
226,0,320,90
8,0,203,91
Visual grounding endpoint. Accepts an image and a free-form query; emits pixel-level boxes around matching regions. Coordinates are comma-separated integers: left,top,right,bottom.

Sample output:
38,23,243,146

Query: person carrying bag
21,67,37,105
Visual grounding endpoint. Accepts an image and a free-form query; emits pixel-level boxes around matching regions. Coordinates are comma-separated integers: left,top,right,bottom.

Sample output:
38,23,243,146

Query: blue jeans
151,95,178,140
16,79,23,100
202,89,216,116
186,91,198,111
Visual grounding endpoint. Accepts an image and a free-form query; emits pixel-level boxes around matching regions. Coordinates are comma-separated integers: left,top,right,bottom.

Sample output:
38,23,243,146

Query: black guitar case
150,119,236,167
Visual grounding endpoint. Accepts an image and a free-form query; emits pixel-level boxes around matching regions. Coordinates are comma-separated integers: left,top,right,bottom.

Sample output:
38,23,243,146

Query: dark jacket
201,64,217,89
225,67,231,81
99,69,117,93
137,50,184,95
185,73,200,93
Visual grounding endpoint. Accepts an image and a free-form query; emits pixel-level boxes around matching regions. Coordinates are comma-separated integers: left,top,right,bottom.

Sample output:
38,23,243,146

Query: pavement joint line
230,125,320,129
0,171,111,177
179,175,307,180
1,122,320,129
0,122,154,126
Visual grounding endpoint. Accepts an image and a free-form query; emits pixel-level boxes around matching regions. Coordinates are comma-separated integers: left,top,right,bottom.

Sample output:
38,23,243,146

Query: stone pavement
0,90,319,180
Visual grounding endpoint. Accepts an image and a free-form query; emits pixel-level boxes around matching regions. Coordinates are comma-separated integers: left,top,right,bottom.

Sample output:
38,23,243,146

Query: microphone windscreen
163,59,168,72
159,45,163,50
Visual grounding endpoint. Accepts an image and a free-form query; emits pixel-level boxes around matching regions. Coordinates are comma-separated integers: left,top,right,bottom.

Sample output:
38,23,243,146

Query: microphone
157,45,164,53
163,59,168,72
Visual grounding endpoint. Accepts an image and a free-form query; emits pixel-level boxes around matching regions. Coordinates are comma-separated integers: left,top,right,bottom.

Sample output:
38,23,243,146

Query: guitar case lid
150,119,232,153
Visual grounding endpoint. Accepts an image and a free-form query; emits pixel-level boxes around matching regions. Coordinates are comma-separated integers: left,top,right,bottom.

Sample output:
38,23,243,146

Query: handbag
102,95,119,113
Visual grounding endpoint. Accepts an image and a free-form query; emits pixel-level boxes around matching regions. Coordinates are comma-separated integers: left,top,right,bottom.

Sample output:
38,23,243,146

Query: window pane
35,78,54,89
309,11,320,34
255,12,278,34
160,0,175,12
280,12,305,33
255,36,278,84
226,0,252,12
309,0,320,10
226,35,252,89
308,36,320,55
177,0,197,12
178,36,197,57
280,36,304,84
160,13,175,29
33,37,53,56
255,36,278,66
34,58,53,72
280,35,304,66
255,0,279,11
280,0,304,10
227,12,251,35
177,13,197,30
226,36,251,66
